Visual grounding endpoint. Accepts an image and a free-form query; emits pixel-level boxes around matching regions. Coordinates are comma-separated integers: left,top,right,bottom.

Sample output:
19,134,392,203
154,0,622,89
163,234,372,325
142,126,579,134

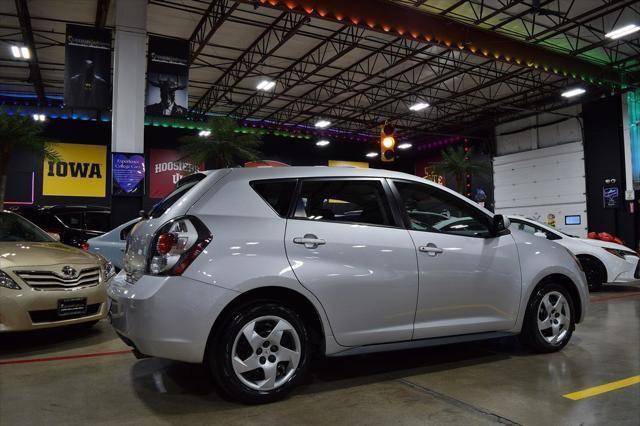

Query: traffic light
380,121,396,162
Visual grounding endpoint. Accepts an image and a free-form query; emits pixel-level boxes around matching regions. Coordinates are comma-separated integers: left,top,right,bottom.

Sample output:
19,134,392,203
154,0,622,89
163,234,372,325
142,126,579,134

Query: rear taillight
81,242,90,251
148,216,211,276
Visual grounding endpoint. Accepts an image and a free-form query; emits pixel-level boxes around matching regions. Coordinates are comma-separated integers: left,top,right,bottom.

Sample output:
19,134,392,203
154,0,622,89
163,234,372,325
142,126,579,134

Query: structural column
110,0,147,225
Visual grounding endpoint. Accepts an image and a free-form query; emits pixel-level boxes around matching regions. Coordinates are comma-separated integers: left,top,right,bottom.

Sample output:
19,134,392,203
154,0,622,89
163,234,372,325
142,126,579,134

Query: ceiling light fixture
315,120,331,128
256,79,276,91
32,113,46,122
365,152,378,158
561,88,586,98
20,46,30,59
398,143,412,150
409,102,429,111
316,139,330,147
198,130,211,137
10,45,30,59
10,45,20,58
605,24,640,39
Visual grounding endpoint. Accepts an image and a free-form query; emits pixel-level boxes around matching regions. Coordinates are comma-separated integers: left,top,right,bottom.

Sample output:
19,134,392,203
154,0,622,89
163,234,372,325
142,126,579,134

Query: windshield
0,212,55,242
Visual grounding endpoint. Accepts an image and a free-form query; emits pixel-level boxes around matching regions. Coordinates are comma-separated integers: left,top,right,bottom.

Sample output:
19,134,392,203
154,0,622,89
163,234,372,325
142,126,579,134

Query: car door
390,180,522,340
284,178,419,347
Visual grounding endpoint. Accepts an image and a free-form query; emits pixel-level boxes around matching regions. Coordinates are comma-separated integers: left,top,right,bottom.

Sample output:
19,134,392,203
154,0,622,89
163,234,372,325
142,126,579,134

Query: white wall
493,106,588,237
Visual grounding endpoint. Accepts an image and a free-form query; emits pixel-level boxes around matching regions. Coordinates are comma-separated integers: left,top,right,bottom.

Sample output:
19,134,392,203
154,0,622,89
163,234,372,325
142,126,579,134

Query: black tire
207,302,311,404
578,256,606,292
520,282,575,353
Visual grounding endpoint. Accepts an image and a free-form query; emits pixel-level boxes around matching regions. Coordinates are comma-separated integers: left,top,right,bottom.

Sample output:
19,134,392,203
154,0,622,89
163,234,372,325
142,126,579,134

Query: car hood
576,238,634,252
0,242,99,268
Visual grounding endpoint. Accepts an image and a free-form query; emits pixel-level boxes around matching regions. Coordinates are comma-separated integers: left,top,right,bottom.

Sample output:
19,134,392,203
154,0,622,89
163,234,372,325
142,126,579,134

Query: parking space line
0,349,132,366
563,375,640,400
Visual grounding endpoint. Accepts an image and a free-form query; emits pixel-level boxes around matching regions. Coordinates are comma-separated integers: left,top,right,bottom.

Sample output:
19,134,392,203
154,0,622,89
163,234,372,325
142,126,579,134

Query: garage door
493,141,588,237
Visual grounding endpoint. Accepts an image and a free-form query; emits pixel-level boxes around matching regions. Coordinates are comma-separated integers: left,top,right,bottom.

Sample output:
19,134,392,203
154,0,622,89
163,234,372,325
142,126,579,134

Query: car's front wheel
520,282,575,353
208,302,310,404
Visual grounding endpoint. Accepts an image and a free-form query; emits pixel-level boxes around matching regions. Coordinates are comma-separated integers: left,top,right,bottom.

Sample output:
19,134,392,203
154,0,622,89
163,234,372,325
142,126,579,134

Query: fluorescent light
32,113,45,122
605,24,640,39
20,46,30,59
10,45,20,58
561,88,586,98
256,79,276,91
38,114,45,121
398,143,412,150
315,120,331,128
365,152,378,158
409,102,429,111
198,130,211,137
316,140,330,147
32,113,39,121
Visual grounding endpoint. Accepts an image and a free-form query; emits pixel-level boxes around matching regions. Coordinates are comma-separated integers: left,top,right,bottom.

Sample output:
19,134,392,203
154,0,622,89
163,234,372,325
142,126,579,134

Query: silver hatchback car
108,167,588,403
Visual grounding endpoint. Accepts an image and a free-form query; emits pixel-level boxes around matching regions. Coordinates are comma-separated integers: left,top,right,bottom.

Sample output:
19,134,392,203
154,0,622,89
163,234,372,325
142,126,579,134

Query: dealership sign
149,149,201,199
43,143,106,197
112,153,145,196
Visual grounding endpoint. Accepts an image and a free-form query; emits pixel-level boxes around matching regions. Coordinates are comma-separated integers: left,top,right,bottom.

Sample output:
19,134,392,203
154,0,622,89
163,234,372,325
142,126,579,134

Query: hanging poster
64,24,112,109
603,185,621,209
149,149,202,199
43,143,107,197
112,153,145,196
146,36,189,117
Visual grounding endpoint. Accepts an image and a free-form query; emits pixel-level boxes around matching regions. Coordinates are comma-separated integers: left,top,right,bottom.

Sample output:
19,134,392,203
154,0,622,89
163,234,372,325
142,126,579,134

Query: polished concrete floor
1,284,639,426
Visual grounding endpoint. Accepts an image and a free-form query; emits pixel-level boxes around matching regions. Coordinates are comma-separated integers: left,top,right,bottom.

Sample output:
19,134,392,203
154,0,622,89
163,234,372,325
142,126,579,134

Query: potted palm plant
179,116,262,169
0,111,59,210
432,145,490,194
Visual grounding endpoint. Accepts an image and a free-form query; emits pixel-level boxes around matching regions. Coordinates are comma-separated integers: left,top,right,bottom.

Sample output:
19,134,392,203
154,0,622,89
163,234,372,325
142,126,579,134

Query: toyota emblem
61,266,77,278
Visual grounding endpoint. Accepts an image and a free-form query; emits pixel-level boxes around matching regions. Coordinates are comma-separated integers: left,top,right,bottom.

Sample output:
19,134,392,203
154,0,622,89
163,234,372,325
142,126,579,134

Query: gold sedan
0,211,112,332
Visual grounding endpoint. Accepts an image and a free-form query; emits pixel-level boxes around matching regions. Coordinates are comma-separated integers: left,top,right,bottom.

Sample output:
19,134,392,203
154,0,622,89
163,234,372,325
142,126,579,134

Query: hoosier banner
43,143,107,197
149,149,201,199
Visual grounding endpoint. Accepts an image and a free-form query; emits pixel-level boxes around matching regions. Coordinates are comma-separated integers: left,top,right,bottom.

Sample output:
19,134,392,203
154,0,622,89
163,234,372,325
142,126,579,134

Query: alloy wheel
537,291,571,345
231,315,301,391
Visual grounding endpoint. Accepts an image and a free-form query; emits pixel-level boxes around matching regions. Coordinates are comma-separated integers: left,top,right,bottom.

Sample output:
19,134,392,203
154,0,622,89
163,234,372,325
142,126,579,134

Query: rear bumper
107,271,238,363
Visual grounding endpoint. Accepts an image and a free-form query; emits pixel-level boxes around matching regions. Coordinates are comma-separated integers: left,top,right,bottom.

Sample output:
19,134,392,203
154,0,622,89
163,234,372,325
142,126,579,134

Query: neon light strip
4,172,35,205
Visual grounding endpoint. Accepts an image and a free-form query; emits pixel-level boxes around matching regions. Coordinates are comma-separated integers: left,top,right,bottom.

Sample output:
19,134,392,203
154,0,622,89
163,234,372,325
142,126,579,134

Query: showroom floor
1,284,639,426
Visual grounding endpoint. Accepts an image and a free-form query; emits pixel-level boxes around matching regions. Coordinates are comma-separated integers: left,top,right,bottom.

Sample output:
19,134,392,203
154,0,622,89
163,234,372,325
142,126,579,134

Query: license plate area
58,297,87,317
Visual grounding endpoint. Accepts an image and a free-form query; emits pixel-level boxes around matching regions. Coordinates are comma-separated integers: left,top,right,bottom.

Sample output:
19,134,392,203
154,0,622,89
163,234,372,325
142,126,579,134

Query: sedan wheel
536,291,571,346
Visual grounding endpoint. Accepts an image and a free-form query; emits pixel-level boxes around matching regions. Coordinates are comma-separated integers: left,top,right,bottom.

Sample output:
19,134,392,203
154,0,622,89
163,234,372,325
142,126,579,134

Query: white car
108,167,588,404
87,218,139,271
508,216,639,291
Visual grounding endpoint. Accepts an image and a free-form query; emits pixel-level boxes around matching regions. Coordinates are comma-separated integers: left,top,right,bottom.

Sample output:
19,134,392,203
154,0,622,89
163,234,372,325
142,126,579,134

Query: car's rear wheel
578,255,606,291
208,302,310,404
520,282,575,353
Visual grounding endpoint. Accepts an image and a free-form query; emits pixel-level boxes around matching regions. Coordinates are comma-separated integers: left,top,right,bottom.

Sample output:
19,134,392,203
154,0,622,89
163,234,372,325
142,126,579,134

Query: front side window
511,219,561,240
293,180,393,226
393,181,492,237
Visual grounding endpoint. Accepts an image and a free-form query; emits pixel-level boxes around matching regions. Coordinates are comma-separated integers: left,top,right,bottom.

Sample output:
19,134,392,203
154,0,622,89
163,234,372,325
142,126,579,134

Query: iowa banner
43,143,107,197
146,36,189,117
64,24,112,109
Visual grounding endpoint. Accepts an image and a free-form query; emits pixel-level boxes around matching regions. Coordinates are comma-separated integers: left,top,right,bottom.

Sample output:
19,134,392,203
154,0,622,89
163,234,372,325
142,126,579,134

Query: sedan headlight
0,270,21,290
603,248,637,259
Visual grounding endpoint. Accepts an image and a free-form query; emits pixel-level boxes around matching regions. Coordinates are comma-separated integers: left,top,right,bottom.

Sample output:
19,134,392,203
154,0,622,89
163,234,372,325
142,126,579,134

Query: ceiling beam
188,0,238,66
239,0,622,85
95,0,110,27
14,0,45,103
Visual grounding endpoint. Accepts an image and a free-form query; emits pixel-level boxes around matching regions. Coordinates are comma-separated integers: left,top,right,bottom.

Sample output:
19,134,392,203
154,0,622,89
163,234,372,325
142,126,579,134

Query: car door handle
293,234,326,249
419,244,443,256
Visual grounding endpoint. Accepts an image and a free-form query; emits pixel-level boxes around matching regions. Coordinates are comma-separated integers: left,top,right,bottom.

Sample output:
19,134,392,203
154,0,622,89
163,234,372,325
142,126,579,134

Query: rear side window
56,212,83,229
293,179,393,226
149,182,199,218
251,180,296,217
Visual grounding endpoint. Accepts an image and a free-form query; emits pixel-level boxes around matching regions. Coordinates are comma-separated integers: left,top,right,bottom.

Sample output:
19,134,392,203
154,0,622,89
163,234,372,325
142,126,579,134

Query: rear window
150,181,199,218
251,180,296,217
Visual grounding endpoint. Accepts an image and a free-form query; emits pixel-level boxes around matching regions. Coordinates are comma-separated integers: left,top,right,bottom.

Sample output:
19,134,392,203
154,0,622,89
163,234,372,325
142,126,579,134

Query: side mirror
534,231,547,239
492,214,510,235
47,232,61,241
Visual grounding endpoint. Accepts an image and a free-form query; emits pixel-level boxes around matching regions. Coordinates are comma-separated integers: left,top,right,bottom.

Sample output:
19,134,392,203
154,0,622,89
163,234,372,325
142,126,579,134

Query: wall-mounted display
112,153,145,196
146,36,189,117
149,149,201,199
43,143,107,197
64,24,112,109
